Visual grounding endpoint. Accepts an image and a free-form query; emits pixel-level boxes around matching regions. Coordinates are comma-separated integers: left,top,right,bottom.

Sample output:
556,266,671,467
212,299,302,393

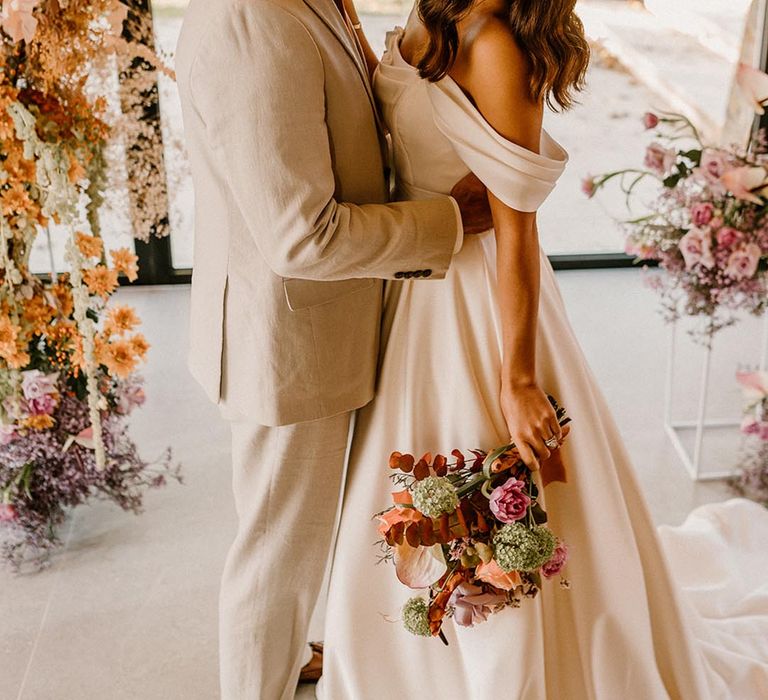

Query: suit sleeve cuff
449,197,464,254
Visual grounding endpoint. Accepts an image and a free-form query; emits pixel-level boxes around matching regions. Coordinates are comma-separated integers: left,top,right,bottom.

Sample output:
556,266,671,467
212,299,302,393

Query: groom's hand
451,173,494,234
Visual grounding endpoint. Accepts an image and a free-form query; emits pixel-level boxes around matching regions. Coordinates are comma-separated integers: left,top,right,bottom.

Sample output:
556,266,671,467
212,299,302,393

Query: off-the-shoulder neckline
386,27,567,167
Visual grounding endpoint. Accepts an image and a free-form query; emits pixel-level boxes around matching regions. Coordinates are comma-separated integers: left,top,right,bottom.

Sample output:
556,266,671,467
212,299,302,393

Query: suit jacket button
423,269,432,278
394,271,404,279
412,270,423,278
403,271,414,279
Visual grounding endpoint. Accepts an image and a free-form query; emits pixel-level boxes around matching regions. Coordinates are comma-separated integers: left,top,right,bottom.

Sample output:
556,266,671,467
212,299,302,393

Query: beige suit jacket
175,0,461,426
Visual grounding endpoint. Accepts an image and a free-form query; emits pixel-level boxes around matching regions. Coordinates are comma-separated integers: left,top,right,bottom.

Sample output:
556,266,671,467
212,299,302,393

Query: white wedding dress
318,28,768,700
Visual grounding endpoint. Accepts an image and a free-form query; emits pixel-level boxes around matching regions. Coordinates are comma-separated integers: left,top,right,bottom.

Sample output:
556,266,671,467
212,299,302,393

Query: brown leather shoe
298,642,323,684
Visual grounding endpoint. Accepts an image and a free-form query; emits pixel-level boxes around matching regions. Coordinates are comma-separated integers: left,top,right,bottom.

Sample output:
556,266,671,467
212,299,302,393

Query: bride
319,0,768,698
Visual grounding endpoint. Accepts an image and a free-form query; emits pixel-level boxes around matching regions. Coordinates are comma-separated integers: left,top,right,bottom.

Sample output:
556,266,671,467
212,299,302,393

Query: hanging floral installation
0,0,180,570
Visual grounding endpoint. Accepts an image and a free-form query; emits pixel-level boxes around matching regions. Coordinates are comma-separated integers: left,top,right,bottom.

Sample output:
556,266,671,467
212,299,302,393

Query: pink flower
475,559,522,591
715,226,743,250
394,542,447,589
541,540,569,578
0,424,15,445
720,166,768,205
699,150,727,180
488,477,531,524
116,385,146,415
736,62,768,115
725,243,761,280
1,0,39,43
644,142,676,176
736,370,768,399
27,393,57,416
740,416,768,440
679,227,715,270
581,175,597,198
643,112,659,130
0,503,17,522
21,369,59,400
690,202,714,227
448,582,507,627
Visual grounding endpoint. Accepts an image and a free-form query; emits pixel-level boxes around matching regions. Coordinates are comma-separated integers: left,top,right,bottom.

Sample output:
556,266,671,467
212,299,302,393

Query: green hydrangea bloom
493,523,557,573
410,475,459,518
402,597,432,637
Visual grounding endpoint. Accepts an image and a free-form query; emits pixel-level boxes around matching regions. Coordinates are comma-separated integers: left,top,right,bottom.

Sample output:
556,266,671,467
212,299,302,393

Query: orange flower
1,183,34,216
0,315,20,357
129,333,150,359
104,305,139,335
75,231,103,259
102,339,138,378
67,150,86,183
5,350,30,369
51,282,74,317
110,247,139,282
22,295,55,335
22,414,55,431
83,265,119,299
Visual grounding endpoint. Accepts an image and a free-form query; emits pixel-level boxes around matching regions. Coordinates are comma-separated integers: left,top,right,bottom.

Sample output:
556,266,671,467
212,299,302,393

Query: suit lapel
301,0,377,113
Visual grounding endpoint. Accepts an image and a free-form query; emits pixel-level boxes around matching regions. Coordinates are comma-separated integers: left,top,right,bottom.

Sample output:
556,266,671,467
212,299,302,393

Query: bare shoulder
451,14,542,149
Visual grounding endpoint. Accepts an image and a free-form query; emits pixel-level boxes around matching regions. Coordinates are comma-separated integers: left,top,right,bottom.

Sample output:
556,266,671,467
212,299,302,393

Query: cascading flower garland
583,63,768,343
0,0,180,570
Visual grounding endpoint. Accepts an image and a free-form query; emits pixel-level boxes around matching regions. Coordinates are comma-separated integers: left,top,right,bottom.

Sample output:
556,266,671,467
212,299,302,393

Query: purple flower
541,540,569,578
448,582,507,627
488,477,531,524
643,112,659,130
690,202,714,227
21,370,59,400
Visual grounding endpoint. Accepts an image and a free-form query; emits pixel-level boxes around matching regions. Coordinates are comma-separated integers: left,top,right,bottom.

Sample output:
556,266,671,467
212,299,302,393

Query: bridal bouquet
729,370,768,505
583,63,768,341
375,399,571,642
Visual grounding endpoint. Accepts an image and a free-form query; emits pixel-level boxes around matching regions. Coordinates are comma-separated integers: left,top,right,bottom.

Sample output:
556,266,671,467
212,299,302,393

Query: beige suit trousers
219,412,352,700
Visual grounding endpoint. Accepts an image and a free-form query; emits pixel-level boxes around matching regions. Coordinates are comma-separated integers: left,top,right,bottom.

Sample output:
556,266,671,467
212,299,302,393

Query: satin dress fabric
318,29,768,700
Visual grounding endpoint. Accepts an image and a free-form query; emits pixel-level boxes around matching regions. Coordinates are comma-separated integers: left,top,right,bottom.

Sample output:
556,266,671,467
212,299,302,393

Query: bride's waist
395,180,451,202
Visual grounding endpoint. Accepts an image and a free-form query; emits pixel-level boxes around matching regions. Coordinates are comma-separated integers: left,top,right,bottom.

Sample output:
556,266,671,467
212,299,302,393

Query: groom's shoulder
177,0,313,69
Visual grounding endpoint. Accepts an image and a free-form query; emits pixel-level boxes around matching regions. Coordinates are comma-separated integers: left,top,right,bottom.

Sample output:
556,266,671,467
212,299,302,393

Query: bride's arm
451,19,562,471
343,0,379,78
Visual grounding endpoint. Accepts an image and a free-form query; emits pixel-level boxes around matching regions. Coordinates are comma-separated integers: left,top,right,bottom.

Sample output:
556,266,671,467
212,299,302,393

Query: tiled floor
2,270,761,699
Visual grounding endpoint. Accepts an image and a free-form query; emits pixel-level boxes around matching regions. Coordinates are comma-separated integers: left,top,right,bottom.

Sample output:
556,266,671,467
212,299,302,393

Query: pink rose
541,540,569,578
736,62,768,115
1,0,39,44
475,559,522,591
699,149,727,180
0,503,17,522
21,369,59,400
488,477,531,524
715,226,743,250
642,112,659,130
690,202,714,227
679,227,715,270
644,142,676,176
27,393,57,416
725,243,761,280
448,582,507,628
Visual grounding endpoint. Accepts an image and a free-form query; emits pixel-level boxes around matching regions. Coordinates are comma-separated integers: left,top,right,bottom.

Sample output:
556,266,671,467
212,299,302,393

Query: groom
176,0,491,697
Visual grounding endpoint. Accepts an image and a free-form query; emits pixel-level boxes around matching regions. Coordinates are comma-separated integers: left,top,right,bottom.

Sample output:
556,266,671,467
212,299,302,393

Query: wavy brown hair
416,0,590,111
